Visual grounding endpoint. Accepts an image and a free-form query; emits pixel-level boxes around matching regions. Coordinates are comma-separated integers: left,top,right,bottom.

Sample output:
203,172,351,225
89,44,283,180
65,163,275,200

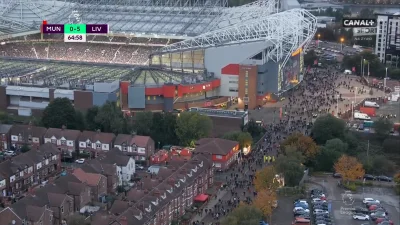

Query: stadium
0,0,317,116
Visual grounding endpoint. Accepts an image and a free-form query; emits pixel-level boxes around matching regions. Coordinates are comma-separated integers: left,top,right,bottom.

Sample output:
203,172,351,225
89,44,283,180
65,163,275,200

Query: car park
353,213,370,221
294,207,310,213
353,206,369,214
313,209,329,214
312,198,326,203
375,218,394,224
295,203,309,209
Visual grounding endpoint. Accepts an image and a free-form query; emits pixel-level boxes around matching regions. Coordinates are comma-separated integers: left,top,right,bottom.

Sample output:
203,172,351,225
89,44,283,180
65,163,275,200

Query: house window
96,143,101,148
51,139,56,144
215,155,223,159
28,135,32,142
61,140,66,145
50,214,53,221
61,205,64,213
39,221,42,225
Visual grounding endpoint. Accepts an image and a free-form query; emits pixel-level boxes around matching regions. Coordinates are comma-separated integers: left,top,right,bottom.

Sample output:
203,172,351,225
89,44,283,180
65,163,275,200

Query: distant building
375,13,400,64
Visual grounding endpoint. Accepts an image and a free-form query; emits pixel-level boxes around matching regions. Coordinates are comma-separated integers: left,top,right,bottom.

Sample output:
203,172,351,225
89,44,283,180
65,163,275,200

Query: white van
344,69,352,75
354,112,371,120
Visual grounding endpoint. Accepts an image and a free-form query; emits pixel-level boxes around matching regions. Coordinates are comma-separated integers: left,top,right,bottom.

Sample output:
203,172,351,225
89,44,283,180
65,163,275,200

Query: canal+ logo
342,18,377,28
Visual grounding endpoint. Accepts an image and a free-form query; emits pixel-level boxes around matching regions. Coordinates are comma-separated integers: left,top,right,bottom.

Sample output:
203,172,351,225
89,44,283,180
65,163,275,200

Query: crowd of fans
0,42,157,65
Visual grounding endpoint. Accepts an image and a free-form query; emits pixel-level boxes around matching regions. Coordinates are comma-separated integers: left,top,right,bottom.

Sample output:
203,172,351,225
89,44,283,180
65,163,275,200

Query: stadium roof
0,0,279,39
0,58,208,88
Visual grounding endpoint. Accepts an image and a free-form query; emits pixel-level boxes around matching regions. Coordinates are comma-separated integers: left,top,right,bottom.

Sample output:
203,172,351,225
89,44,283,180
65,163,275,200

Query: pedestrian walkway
190,189,228,223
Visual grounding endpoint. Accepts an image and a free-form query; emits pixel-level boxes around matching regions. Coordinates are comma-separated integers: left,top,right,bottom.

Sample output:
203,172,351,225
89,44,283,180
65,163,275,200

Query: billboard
280,50,301,92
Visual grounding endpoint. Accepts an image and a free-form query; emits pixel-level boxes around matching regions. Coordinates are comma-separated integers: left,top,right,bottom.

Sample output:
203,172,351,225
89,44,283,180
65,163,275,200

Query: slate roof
194,138,238,155
73,168,102,186
78,130,116,143
10,124,47,139
98,148,131,166
11,200,47,222
0,124,12,134
44,128,81,140
114,134,151,147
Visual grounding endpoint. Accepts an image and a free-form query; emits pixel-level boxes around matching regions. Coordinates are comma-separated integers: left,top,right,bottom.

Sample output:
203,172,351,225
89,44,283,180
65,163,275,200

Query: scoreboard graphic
41,20,108,42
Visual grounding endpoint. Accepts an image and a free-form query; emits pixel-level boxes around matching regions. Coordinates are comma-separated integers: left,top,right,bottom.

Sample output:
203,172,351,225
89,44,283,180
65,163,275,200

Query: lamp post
317,34,321,48
351,101,354,120
340,37,344,51
362,59,366,77
384,67,388,91
360,57,363,77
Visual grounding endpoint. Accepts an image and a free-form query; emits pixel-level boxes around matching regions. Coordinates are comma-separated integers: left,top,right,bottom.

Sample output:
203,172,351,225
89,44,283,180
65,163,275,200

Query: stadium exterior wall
204,41,270,95
257,61,279,94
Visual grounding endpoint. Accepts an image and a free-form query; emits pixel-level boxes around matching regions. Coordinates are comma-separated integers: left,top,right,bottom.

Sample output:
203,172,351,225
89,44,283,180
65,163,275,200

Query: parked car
378,221,394,225
376,176,392,182
363,198,380,204
364,174,376,180
375,218,393,224
353,213,370,220
75,158,85,164
313,205,328,210
312,198,326,204
4,150,16,156
294,207,310,213
313,209,329,214
294,203,309,209
333,173,342,178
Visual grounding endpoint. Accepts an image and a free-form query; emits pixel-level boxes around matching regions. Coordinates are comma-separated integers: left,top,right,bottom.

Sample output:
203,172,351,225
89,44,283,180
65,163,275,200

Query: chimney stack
61,125,66,130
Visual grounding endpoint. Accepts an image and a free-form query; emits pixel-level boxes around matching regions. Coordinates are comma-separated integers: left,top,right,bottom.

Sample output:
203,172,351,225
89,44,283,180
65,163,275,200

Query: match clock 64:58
64,34,87,42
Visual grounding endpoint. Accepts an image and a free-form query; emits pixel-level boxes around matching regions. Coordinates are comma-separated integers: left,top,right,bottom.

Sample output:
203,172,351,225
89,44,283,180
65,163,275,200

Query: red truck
359,107,376,117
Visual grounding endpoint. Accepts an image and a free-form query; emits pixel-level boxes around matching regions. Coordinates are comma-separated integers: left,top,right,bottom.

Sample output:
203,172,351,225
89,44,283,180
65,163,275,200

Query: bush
343,182,357,191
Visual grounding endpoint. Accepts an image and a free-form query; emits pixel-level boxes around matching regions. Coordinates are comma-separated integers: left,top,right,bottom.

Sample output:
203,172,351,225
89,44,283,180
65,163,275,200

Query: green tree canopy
134,111,153,136
85,106,99,131
95,101,130,134
41,98,79,129
149,112,179,147
373,117,393,139
314,146,342,172
325,138,348,153
222,131,252,149
274,147,305,186
175,112,213,147
312,114,346,144
221,204,263,225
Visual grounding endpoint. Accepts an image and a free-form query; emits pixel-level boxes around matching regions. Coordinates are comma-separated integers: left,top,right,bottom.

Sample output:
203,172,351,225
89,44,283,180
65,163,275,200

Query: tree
175,112,212,146
274,147,305,186
150,112,179,147
67,215,90,225
395,172,400,195
95,101,128,134
312,114,346,144
382,138,400,153
134,111,153,136
359,8,375,18
221,204,263,225
243,119,265,139
254,166,280,192
280,132,319,160
41,98,78,129
253,189,277,222
334,155,365,183
20,144,30,153
74,110,86,131
85,106,99,131
313,147,342,172
324,138,348,153
222,131,252,149
373,117,393,139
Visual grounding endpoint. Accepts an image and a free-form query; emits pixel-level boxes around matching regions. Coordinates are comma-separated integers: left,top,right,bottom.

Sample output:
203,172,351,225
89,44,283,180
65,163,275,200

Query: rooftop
188,107,248,118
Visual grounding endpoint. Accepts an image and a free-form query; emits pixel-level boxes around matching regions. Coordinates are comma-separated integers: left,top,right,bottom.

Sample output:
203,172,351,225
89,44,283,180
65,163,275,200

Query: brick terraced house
113,134,155,165
78,130,116,158
0,124,12,151
44,127,81,157
0,143,61,198
92,155,213,225
9,124,47,150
